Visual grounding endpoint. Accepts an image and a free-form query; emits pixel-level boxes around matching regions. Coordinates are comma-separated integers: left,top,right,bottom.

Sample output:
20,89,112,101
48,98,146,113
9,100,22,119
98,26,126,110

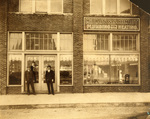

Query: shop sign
84,17,140,31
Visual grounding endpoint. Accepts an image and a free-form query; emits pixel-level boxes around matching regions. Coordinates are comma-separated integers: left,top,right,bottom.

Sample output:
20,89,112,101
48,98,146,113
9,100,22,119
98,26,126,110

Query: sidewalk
0,93,150,108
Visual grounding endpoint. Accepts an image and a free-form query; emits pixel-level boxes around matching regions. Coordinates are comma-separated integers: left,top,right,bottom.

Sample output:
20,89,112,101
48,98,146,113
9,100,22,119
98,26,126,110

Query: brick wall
83,86,141,93
7,87,21,94
72,0,83,93
0,0,7,95
8,14,73,32
140,10,149,92
60,86,73,93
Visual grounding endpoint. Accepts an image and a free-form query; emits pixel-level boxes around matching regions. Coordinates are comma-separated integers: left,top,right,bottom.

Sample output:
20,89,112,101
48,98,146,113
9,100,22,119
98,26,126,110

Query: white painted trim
32,0,35,13
57,32,60,51
102,0,105,15
22,32,25,51
110,33,112,51
117,0,120,15
48,0,50,14
21,53,24,92
57,54,60,92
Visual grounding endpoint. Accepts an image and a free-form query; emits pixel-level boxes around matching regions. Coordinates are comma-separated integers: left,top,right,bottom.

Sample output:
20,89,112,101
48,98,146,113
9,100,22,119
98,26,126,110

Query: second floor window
20,0,63,13
90,0,131,15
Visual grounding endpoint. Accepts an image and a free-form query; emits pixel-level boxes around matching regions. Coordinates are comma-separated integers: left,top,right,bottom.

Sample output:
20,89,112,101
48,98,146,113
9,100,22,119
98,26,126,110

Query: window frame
7,31,73,88
19,0,63,14
90,0,132,15
7,53,23,86
59,54,73,86
83,32,140,86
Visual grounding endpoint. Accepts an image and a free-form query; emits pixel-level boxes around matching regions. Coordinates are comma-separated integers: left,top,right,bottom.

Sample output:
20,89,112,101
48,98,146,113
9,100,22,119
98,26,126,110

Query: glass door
41,55,57,91
25,55,57,93
25,55,41,91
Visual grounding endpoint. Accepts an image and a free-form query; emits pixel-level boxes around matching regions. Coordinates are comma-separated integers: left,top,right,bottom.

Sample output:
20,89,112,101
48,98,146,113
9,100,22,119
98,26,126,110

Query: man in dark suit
45,65,55,95
25,66,36,95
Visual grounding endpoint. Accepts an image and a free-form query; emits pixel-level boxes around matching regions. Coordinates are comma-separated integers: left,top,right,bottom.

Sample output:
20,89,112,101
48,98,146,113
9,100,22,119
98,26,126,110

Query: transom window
9,32,73,51
84,33,139,51
20,0,63,13
90,0,131,15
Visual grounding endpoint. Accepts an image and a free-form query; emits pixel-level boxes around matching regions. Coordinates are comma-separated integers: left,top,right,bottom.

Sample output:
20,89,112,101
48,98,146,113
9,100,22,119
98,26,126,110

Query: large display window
84,55,139,85
8,55,22,85
60,55,72,85
84,33,140,85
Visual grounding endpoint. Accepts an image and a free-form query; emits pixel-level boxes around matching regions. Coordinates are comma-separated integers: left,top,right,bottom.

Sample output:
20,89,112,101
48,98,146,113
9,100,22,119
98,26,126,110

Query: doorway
25,55,57,93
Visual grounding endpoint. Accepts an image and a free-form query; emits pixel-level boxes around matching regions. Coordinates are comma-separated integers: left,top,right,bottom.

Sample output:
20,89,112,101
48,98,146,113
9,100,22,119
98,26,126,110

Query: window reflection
112,34,137,51
9,55,22,85
20,0,32,12
105,0,117,14
110,55,139,84
51,0,63,13
84,55,139,85
60,55,72,85
84,55,110,84
60,34,73,51
90,0,102,14
9,33,22,50
120,0,130,14
26,33,57,50
26,56,39,83
35,0,47,12
84,34,109,51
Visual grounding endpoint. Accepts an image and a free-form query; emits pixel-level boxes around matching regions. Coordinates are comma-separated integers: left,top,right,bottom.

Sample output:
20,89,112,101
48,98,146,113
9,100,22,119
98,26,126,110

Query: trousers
27,80,35,94
47,82,54,94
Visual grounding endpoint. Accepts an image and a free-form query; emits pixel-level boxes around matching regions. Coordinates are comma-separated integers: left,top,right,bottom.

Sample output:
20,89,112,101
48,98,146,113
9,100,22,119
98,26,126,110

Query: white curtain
60,34,72,51
9,33,22,50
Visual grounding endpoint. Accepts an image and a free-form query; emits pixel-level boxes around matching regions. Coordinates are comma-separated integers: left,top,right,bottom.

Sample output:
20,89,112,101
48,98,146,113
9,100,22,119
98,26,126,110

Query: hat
47,65,51,68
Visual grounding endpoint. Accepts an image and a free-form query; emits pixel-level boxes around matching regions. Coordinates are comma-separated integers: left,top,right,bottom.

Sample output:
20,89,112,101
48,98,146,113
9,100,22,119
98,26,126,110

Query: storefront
8,32,73,93
83,17,140,86
0,0,150,94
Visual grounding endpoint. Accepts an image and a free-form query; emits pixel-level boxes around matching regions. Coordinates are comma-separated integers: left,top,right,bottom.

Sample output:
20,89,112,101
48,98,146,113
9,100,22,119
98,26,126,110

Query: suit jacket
45,70,55,83
25,70,34,82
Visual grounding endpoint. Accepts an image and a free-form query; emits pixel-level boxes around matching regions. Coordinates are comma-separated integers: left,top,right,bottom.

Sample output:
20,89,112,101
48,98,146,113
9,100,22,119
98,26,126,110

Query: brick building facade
0,0,150,94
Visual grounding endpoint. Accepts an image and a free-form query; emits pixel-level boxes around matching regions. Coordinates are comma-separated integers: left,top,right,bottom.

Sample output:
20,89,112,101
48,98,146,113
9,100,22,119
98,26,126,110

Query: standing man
31,62,36,83
45,65,55,95
25,66,36,95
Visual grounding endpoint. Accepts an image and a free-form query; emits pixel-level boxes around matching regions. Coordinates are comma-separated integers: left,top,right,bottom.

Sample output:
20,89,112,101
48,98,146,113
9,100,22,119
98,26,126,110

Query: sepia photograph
0,0,150,118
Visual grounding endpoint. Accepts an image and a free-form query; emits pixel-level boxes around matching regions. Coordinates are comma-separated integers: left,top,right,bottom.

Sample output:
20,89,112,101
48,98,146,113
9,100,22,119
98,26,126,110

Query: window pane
84,34,109,51
110,55,139,84
26,33,57,50
105,0,117,14
112,34,137,51
51,0,62,13
26,56,39,83
60,34,73,51
84,55,110,85
9,33,22,50
90,0,102,14
35,0,47,12
120,0,130,14
60,55,72,85
9,55,22,85
20,0,32,12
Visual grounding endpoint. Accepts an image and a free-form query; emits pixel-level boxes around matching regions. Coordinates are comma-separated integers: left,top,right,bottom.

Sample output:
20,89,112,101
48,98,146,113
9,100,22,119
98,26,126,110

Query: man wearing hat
45,65,55,95
25,66,36,95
